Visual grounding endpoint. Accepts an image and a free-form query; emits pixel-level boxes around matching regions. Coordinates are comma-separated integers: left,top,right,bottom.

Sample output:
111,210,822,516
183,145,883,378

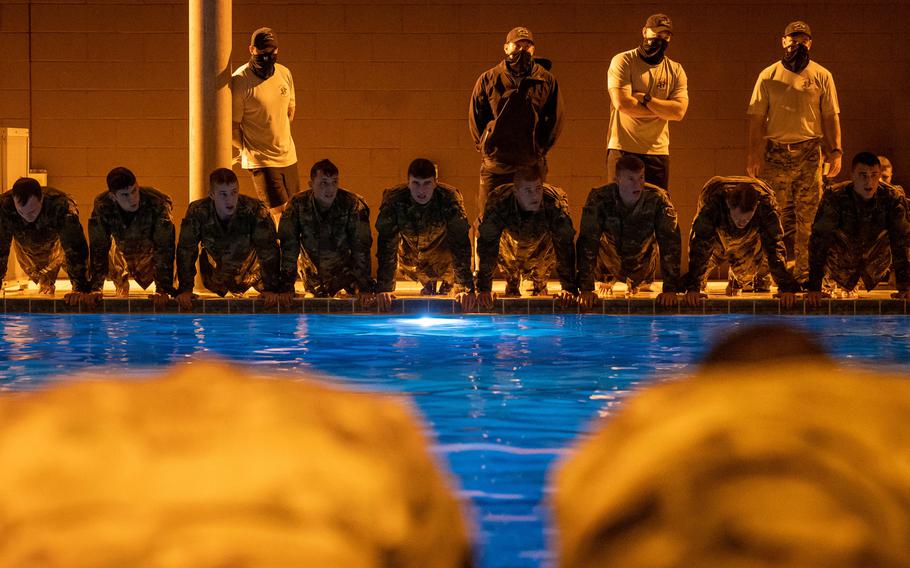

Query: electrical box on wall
0,127,29,191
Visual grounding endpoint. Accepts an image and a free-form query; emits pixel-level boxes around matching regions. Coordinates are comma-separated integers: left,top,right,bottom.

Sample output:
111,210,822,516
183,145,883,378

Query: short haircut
726,183,759,212
878,155,893,170
407,158,437,179
513,161,547,184
852,152,881,170
615,155,646,176
209,167,238,188
106,167,136,192
11,177,42,203
310,159,339,180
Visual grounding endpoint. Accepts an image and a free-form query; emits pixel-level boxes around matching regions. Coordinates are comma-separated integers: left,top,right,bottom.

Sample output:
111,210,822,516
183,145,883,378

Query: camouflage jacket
476,182,576,292
576,182,682,292
808,181,910,291
176,195,280,294
0,187,89,291
375,183,474,293
88,186,176,294
686,176,799,292
277,188,373,293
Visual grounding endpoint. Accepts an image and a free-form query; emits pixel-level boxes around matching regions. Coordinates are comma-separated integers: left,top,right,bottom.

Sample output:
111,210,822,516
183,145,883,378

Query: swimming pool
1,314,908,567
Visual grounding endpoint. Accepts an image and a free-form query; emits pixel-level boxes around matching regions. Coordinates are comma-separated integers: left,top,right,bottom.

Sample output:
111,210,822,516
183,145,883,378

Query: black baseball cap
506,26,534,45
251,27,278,49
644,14,673,34
784,21,812,38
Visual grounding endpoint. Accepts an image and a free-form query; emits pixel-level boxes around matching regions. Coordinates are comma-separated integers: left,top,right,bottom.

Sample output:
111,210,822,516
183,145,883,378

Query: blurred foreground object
554,362,910,568
0,361,473,567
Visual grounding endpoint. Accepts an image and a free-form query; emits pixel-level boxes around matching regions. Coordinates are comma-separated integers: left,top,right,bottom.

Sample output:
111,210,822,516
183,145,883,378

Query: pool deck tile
2,281,908,315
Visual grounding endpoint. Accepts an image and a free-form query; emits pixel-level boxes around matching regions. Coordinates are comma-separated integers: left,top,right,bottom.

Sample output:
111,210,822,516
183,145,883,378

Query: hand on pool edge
260,291,294,308
555,290,576,309
656,292,678,307
476,291,495,311
176,291,197,311
376,292,395,312
804,290,830,308
578,291,596,310
149,292,170,309
683,291,707,307
774,291,798,309
456,291,476,313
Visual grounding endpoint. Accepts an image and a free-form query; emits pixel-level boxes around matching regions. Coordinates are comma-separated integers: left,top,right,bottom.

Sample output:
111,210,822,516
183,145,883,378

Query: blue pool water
1,314,909,567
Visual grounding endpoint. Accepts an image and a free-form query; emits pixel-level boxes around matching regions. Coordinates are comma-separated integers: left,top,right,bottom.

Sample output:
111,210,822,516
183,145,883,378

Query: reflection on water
0,314,908,567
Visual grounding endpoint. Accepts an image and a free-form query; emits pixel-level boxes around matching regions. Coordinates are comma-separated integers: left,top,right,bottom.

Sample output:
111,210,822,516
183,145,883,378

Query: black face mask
506,50,534,76
250,51,278,79
781,42,810,73
637,37,668,65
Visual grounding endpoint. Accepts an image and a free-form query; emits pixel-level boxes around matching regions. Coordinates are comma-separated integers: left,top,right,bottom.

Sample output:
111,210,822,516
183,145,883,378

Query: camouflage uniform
760,139,824,281
0,187,89,291
685,176,800,293
87,187,176,294
807,181,910,292
576,182,682,292
476,182,576,294
176,195,281,296
277,188,373,297
375,183,474,293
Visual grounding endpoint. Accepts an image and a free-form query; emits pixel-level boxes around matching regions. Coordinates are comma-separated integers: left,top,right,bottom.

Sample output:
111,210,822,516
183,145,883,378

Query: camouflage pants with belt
696,230,771,291
297,257,357,298
759,139,823,281
14,239,63,286
500,232,555,292
825,235,891,292
397,250,454,287
595,235,657,290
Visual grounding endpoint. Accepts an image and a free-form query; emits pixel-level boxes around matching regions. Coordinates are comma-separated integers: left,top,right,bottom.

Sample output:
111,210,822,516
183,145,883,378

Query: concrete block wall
1,0,908,270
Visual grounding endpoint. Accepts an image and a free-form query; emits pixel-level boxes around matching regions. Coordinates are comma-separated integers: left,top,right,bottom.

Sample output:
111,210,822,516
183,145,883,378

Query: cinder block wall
1,0,908,269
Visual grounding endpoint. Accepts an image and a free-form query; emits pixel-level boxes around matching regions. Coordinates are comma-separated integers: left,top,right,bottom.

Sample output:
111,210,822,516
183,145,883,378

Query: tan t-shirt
607,49,688,155
747,60,839,144
231,62,297,169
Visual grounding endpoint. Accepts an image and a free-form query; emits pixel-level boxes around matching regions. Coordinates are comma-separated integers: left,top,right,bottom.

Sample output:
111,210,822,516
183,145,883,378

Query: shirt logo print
280,86,289,96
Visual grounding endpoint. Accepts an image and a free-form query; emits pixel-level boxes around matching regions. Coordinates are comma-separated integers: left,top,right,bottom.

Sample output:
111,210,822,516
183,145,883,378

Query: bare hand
456,292,477,313
656,292,678,307
359,292,376,309
775,291,798,309
38,282,56,295
149,292,170,309
176,291,197,311
115,281,130,297
578,291,596,310
684,291,707,307
376,292,395,312
476,291,495,311
891,290,910,300
826,153,842,178
804,290,830,308
555,290,576,309
746,155,762,178
261,291,294,308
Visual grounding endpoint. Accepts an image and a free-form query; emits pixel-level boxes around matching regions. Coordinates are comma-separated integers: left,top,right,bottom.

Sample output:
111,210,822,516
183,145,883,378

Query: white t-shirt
231,62,297,169
747,60,839,144
607,48,688,155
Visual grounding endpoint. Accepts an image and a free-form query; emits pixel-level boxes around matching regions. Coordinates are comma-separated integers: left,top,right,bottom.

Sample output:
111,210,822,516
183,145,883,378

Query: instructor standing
232,27,299,224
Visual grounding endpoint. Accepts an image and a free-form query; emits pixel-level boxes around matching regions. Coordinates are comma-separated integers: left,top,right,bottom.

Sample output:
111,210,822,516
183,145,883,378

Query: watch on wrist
641,93,652,107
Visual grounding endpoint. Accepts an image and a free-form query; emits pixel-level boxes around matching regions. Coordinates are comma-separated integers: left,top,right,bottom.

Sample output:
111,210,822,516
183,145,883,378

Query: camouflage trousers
695,230,770,291
199,250,263,296
824,234,891,292
107,241,157,291
297,257,358,298
595,235,657,290
14,239,63,286
500,232,555,291
397,250,454,288
760,139,823,281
